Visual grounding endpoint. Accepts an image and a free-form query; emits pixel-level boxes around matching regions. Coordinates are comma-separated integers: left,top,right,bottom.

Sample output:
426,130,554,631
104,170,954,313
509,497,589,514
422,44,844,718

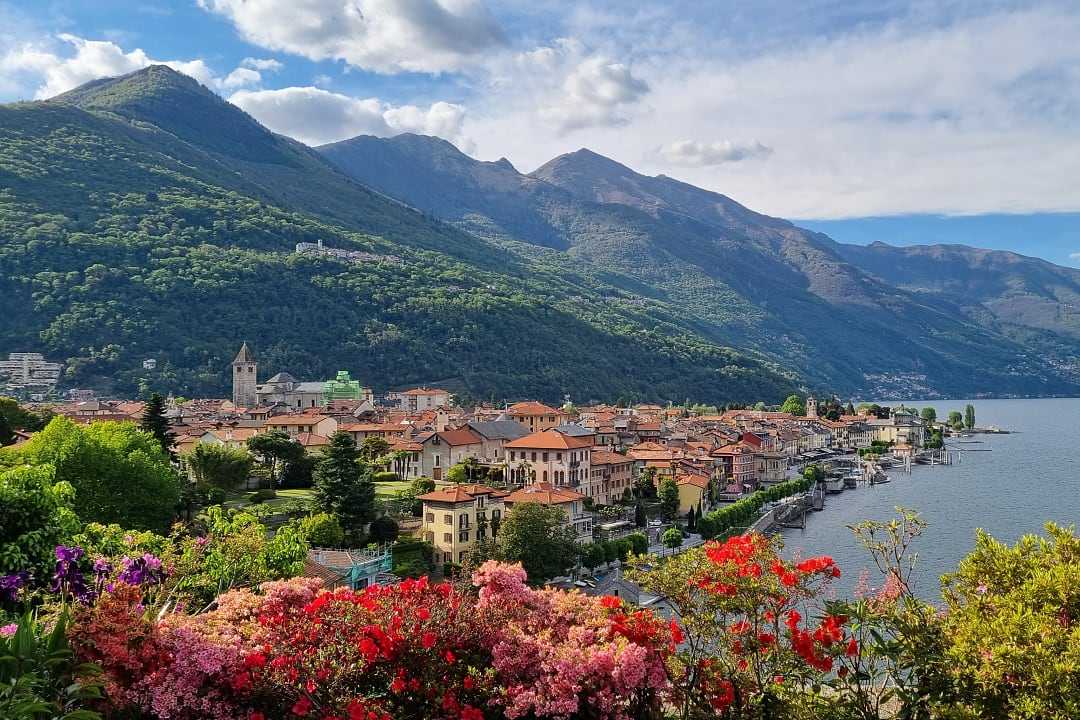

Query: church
231,343,372,410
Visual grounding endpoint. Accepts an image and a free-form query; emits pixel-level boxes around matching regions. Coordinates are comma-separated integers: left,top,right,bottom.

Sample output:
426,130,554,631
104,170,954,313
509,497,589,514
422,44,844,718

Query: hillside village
10,343,939,579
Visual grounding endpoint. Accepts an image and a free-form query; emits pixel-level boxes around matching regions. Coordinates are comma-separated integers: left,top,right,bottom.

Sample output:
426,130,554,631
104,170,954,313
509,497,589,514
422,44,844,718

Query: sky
1,0,1079,267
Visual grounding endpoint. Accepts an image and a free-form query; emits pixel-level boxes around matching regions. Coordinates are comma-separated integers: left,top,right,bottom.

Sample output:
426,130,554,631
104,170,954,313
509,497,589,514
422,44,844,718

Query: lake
780,398,1080,602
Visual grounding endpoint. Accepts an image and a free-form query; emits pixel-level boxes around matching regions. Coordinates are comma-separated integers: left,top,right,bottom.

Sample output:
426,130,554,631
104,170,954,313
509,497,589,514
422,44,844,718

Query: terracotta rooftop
504,482,585,505
417,483,508,503
400,387,449,396
504,429,593,450
266,414,331,426
506,401,561,416
591,450,635,465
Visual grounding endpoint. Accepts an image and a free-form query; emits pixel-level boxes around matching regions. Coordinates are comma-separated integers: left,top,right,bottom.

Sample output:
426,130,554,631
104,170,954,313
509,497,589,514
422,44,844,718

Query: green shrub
372,471,400,483
300,512,345,547
368,516,399,544
205,486,228,506
248,488,277,504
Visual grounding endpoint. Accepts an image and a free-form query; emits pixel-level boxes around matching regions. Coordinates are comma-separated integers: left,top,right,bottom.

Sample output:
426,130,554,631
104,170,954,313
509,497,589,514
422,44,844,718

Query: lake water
780,398,1080,603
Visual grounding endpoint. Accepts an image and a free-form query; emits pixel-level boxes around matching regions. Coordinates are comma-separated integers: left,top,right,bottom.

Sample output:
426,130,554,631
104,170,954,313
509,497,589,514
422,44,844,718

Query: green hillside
320,135,1080,397
0,66,796,404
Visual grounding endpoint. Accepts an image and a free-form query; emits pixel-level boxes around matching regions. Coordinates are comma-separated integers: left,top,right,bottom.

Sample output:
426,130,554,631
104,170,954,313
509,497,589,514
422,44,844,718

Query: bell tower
232,342,257,408
806,396,817,418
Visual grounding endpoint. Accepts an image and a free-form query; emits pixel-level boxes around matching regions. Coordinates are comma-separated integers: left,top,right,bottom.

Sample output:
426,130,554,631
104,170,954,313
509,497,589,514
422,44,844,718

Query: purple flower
51,545,91,603
0,572,29,604
0,623,17,637
118,553,167,587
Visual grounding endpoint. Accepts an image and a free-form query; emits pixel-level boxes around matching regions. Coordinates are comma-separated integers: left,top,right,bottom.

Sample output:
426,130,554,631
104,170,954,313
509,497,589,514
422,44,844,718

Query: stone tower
806,396,817,418
232,342,257,408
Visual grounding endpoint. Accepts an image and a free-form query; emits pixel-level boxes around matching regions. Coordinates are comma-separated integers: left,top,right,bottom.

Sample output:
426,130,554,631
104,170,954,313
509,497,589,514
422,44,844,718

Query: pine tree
313,431,375,544
140,392,175,457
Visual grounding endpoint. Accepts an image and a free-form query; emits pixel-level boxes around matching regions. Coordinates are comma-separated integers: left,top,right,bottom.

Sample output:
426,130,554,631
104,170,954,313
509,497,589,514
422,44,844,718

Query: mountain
319,134,1080,397
0,66,796,404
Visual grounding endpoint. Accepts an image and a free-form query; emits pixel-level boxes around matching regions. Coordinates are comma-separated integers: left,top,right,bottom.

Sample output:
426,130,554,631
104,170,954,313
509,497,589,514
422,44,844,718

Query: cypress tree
140,392,175,457
634,501,647,528
313,431,375,544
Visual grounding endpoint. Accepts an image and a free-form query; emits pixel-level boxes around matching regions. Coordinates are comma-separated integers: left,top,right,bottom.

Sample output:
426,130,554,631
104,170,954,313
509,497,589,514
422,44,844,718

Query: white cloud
464,5,1080,218
240,57,284,72
198,0,504,74
229,85,470,149
0,35,267,98
659,139,773,166
1070,252,1080,261
499,39,649,134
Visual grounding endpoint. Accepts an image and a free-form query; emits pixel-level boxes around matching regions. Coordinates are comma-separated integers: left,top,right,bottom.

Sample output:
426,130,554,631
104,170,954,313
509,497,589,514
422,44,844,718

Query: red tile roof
504,429,592,450
504,482,585,505
417,484,508,503
433,428,483,446
266,415,331,426
591,450,635,466
506,401,561,416
401,387,449,396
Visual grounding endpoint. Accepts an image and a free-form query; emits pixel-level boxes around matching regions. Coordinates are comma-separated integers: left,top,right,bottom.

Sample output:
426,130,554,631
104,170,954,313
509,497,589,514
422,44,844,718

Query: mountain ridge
0,65,796,404
319,132,1080,397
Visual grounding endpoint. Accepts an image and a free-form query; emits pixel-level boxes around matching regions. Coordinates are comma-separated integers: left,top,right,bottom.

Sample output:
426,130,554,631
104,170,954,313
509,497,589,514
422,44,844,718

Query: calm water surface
780,398,1080,602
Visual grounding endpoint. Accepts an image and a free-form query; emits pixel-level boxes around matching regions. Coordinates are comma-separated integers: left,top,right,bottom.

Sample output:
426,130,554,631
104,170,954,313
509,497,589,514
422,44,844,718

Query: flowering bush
626,532,856,718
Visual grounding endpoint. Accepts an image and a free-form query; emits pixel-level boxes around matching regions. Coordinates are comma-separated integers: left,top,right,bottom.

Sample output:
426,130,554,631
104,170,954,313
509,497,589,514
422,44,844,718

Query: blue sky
2,1,1079,266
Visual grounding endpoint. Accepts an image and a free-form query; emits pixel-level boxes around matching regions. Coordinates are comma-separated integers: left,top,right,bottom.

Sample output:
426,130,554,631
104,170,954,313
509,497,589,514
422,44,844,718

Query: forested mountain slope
0,66,796,404
320,135,1080,397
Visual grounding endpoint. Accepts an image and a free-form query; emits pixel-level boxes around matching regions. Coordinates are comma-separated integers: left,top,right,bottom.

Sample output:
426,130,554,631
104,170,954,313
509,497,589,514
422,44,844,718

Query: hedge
697,478,811,539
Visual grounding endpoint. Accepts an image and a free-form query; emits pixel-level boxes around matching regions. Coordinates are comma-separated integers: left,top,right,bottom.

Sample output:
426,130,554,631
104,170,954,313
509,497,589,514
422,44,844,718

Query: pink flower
0,623,17,637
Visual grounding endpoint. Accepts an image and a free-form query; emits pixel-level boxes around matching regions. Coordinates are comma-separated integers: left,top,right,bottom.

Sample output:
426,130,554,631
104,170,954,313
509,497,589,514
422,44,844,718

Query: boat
825,476,845,493
842,473,860,489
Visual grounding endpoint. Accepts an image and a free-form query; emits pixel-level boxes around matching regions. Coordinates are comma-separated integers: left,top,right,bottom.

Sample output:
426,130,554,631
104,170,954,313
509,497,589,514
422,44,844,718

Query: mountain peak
52,64,285,164
532,148,635,182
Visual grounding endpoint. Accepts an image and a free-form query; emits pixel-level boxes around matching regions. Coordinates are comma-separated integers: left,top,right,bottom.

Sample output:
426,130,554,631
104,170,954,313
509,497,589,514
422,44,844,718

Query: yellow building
418,484,507,565
506,401,567,432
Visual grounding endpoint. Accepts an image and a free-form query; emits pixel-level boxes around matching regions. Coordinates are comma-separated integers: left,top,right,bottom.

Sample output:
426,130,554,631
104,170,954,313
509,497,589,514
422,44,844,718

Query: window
459,514,469,529
543,470,548,482
443,533,452,542
476,495,485,508
557,452,563,461
531,452,537,462
510,451,515,461
543,452,549,462
434,455,441,466
425,513,434,523
458,530,469,542
443,552,451,562
443,514,453,524
492,510,501,522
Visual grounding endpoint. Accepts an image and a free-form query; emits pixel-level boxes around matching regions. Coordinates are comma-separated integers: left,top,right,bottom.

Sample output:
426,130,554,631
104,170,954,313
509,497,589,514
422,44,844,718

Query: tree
185,443,252,492
634,467,658,499
395,476,436,516
0,464,80,578
0,396,52,432
313,431,376,543
579,541,606,571
300,512,345,547
359,435,391,463
964,404,976,430
845,401,856,416
139,392,175,456
369,516,400,544
11,416,179,532
659,477,681,521
921,407,937,424
0,413,13,446
803,464,826,484
247,430,304,486
662,527,684,554
948,411,964,430
634,501,647,528
279,454,315,489
780,394,805,416
496,502,578,583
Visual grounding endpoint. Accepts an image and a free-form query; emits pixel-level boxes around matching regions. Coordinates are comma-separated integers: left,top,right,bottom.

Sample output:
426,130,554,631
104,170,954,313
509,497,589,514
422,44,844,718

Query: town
3,343,970,596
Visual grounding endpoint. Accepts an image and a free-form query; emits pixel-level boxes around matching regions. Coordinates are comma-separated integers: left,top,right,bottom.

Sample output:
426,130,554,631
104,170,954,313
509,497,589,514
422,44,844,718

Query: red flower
421,631,437,649
444,650,456,663
461,705,484,720
846,637,858,657
244,652,267,669
463,675,475,690
292,696,313,716
416,607,431,621
600,595,622,609
389,676,406,694
251,713,266,720
669,619,685,645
